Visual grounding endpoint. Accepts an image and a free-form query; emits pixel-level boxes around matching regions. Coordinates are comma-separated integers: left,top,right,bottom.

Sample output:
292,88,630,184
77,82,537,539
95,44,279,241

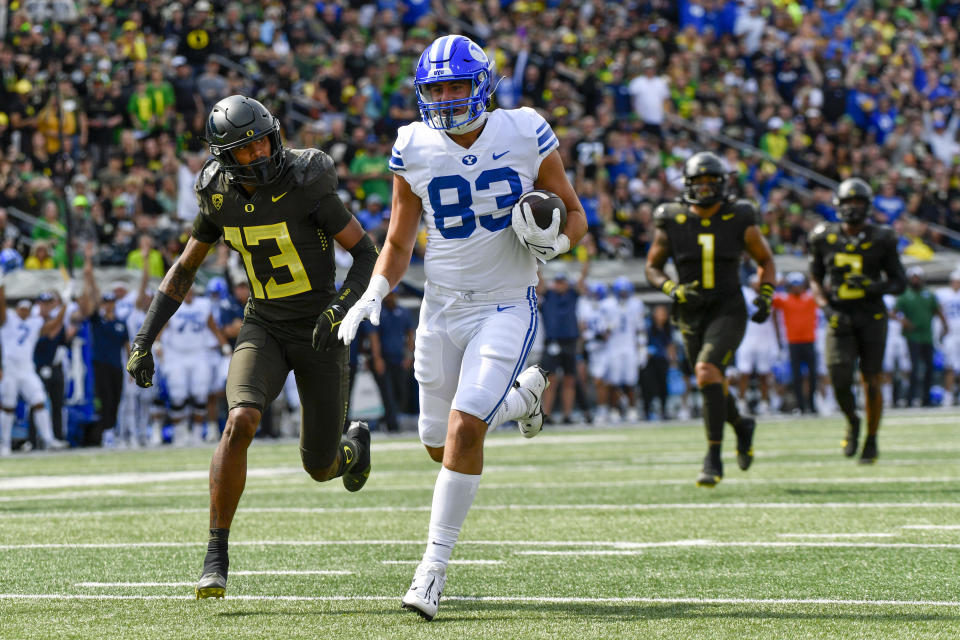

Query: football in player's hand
517,190,567,230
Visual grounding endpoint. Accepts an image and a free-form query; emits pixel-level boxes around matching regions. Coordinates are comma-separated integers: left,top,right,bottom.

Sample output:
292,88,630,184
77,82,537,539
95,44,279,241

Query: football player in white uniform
337,34,586,621
882,293,910,407
159,288,229,445
577,281,609,421
736,275,779,415
599,277,645,422
936,270,960,405
0,284,68,455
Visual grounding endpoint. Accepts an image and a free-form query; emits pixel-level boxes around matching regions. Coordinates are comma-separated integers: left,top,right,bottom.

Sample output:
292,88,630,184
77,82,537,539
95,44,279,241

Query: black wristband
337,234,378,310
134,291,182,347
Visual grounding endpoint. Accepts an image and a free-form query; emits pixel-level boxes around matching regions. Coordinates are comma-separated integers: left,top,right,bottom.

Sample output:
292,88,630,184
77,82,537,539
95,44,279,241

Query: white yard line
901,524,960,530
0,593,957,607
3,537,960,552
75,571,351,587
776,533,896,538
381,560,502,565
7,500,960,521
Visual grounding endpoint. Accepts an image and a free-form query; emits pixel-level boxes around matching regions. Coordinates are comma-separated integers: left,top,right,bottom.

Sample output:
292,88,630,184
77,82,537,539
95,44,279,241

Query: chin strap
448,110,488,135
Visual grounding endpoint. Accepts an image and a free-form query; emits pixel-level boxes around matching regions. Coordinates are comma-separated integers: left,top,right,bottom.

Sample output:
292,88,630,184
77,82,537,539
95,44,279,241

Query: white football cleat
401,561,446,621
45,438,68,450
515,365,549,438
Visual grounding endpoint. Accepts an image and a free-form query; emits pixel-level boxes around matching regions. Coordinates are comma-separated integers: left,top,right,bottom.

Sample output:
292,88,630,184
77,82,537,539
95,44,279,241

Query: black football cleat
196,571,226,599
343,421,371,492
734,417,756,471
843,417,860,458
858,435,878,465
695,452,723,488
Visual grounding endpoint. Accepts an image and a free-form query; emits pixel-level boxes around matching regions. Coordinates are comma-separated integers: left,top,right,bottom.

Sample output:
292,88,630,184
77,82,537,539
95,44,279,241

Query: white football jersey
936,287,960,325
161,296,213,353
1,308,44,366
576,297,608,345
883,294,902,339
389,107,559,292
115,290,138,323
600,296,645,346
742,286,777,345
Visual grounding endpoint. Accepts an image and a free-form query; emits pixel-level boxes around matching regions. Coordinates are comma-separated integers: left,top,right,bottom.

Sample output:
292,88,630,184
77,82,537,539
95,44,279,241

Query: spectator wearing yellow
24,240,54,270
125,234,165,278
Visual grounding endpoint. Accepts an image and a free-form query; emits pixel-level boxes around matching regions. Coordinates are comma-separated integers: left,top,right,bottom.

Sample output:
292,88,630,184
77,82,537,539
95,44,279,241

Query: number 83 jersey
192,148,351,324
390,107,559,292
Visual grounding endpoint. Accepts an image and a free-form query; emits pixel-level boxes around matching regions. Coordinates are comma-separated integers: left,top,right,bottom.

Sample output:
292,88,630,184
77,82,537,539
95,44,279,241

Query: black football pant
788,342,817,414
907,340,934,407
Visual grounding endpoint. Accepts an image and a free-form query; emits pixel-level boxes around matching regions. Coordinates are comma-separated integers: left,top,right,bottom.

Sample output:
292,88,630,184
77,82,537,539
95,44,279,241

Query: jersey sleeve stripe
538,135,559,156
535,122,548,135
536,129,554,147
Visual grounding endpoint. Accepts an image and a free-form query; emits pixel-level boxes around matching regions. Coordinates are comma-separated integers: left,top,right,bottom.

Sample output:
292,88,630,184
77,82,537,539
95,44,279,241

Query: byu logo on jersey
212,194,223,210
462,155,478,165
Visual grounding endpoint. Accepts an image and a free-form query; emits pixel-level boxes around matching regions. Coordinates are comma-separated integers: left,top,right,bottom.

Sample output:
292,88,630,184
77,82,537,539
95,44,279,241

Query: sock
34,407,55,444
882,383,892,407
0,411,12,450
835,385,858,425
202,528,230,577
421,466,481,566
334,436,361,478
487,386,532,429
724,392,742,428
701,383,726,449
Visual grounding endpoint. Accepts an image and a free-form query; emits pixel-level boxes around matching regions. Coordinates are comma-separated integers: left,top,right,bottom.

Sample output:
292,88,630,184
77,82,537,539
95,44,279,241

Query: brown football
518,190,567,230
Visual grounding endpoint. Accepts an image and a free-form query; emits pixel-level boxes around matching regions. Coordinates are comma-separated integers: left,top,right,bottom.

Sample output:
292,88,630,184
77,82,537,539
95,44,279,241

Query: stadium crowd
3,0,960,451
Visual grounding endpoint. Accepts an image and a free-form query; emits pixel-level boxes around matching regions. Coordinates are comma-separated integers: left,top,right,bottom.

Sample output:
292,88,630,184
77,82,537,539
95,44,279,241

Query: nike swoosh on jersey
722,213,735,220
497,305,515,312
272,192,288,203
492,150,510,160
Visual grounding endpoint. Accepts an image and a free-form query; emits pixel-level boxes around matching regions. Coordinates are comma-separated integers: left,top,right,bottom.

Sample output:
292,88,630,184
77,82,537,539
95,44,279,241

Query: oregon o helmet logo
246,129,254,137
244,203,254,213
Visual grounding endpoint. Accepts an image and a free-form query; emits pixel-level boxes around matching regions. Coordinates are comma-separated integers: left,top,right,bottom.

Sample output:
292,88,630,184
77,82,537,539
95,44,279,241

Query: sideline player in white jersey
577,281,609,420
337,34,587,621
160,288,228,445
599,277,645,422
0,283,68,455
736,275,779,415
882,293,910,407
936,270,960,405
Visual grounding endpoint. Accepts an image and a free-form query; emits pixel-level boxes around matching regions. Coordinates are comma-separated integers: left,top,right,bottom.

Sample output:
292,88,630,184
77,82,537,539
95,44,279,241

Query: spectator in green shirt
896,266,949,407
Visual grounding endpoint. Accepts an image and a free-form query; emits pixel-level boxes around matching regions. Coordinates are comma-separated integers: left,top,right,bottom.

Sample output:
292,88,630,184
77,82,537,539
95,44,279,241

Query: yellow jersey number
697,234,715,289
223,223,312,299
834,252,864,300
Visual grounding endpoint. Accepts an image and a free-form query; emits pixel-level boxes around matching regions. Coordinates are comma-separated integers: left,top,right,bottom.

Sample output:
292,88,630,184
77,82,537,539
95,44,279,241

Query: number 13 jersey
390,107,559,293
191,148,352,324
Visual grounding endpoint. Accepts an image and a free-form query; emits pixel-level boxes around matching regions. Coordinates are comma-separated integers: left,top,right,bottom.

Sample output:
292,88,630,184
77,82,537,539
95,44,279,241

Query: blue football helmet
0,248,23,274
588,281,608,299
414,35,492,131
611,277,634,297
206,276,229,298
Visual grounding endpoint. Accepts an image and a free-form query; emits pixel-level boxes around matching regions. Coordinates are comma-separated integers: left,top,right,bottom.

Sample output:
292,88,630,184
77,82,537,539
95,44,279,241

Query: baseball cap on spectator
767,117,784,130
950,269,960,282
805,108,821,119
171,56,187,68
553,272,569,282
826,68,842,81
38,292,55,302
102,292,117,302
786,272,805,287
16,299,31,309
72,195,90,209
907,266,925,279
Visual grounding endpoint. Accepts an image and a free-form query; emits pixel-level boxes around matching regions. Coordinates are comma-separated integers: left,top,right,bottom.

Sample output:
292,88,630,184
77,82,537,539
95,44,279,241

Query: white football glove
338,274,390,344
510,201,571,263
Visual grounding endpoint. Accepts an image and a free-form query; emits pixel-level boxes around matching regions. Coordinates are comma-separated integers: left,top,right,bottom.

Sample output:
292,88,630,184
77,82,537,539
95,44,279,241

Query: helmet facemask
209,124,284,186
684,174,727,207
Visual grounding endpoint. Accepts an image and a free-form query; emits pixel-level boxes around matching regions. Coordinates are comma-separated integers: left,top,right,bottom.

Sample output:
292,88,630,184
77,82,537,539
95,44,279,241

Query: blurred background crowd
4,0,960,451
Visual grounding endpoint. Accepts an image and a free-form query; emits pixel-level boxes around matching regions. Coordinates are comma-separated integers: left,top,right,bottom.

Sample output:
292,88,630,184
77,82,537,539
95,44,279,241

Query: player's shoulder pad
871,223,898,245
729,198,761,224
194,158,221,193
512,106,550,136
652,201,685,227
284,148,337,192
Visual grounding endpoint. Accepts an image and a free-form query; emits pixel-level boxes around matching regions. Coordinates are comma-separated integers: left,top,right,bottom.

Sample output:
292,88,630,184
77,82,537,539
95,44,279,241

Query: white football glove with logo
338,274,390,344
511,201,570,263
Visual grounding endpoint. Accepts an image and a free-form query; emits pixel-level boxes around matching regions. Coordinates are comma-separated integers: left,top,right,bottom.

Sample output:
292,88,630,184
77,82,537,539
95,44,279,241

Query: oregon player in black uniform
125,96,378,599
808,177,906,464
646,152,776,487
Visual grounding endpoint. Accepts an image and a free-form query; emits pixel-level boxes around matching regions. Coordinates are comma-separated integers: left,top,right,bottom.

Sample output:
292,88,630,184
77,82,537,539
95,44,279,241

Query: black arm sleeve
335,234,378,310
880,241,907,296
133,291,182,347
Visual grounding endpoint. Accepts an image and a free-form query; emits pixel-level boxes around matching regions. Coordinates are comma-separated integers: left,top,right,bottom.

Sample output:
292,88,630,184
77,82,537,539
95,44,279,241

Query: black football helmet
205,95,284,186
833,177,873,225
682,151,729,206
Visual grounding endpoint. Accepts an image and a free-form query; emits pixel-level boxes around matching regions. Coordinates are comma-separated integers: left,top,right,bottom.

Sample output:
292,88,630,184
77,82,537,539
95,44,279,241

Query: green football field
2,410,960,640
